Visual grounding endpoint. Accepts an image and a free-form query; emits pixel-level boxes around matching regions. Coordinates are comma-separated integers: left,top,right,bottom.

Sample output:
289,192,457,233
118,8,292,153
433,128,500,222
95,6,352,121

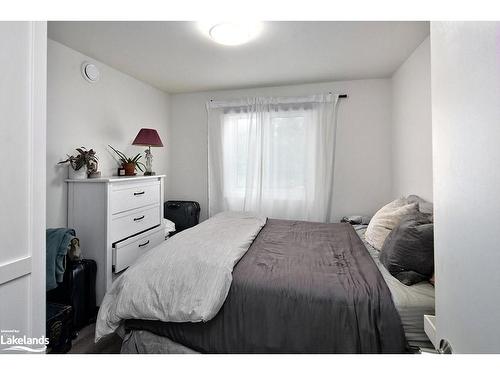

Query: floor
69,323,122,354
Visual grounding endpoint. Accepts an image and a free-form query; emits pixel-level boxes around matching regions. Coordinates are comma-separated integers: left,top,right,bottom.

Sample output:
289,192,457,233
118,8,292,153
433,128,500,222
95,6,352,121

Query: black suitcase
164,200,200,234
47,259,97,331
46,302,73,353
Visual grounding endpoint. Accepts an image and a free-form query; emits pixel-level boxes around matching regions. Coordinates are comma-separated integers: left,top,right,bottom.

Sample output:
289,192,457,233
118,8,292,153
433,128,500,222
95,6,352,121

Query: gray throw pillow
407,195,434,216
380,213,434,286
365,198,418,250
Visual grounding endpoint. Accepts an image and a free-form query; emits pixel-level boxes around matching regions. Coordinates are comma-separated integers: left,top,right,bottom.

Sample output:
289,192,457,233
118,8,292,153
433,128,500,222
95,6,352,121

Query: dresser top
66,175,165,183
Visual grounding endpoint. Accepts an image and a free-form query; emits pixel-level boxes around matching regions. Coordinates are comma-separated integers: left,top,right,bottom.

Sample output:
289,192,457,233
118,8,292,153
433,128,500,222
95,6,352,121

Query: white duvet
95,211,266,341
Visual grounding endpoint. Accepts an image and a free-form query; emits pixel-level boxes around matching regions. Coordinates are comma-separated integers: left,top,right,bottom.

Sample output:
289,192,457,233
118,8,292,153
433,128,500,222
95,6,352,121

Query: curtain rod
210,93,348,102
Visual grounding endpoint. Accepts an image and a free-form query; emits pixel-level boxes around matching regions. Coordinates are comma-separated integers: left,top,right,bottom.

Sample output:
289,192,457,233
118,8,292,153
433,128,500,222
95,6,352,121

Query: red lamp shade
132,128,164,147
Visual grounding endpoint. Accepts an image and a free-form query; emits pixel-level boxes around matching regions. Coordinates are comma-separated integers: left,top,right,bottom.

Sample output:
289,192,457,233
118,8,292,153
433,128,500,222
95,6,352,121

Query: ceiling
48,21,429,93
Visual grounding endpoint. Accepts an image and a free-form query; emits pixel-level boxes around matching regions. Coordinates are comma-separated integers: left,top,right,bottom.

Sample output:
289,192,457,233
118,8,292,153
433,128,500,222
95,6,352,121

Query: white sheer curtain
207,94,339,222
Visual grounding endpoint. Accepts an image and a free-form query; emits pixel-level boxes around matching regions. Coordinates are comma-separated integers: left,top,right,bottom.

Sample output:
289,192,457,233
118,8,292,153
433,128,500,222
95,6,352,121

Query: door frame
29,21,47,342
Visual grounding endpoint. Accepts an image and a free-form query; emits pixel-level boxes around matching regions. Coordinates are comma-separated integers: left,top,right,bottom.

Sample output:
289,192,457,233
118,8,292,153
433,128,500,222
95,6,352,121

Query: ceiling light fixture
199,22,262,46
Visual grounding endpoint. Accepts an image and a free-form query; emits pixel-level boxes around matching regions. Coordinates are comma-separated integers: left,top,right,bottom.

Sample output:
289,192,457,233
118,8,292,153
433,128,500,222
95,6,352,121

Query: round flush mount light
199,22,262,46
81,62,100,83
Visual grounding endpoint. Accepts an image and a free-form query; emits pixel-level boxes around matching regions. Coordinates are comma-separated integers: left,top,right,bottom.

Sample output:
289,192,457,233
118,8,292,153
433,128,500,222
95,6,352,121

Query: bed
96,213,434,354
354,225,435,349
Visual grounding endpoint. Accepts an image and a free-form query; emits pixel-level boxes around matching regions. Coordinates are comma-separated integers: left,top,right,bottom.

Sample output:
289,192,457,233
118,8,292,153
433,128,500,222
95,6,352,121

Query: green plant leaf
108,145,128,164
74,157,85,170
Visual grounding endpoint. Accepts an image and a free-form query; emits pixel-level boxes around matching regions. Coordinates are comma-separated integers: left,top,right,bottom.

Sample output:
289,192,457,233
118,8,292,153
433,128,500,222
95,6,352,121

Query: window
208,94,338,221
222,109,309,201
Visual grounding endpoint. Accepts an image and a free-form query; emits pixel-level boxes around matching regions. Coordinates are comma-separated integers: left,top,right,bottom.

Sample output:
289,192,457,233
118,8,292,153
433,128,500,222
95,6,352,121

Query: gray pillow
380,213,434,286
407,195,433,216
365,198,418,250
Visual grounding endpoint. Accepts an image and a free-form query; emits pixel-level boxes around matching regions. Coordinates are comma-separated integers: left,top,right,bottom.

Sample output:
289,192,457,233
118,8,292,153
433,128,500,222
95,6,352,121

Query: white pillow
365,198,418,250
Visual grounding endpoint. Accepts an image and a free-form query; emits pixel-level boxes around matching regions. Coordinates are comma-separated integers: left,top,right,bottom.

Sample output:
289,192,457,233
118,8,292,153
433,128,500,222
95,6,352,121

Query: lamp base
144,171,156,176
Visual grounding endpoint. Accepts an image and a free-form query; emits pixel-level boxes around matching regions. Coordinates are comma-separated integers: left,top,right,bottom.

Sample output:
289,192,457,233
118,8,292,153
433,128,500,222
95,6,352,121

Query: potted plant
108,145,145,176
58,147,98,180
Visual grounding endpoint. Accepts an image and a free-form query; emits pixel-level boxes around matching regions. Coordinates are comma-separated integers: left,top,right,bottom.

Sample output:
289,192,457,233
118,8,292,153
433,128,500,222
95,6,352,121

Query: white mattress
355,226,435,348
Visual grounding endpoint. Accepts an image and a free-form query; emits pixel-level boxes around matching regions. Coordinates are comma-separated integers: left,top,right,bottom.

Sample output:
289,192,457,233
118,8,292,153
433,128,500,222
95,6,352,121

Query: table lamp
132,128,164,175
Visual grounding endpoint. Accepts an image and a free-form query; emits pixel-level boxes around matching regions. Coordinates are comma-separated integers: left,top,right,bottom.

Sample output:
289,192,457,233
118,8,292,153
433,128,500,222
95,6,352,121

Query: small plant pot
123,163,136,176
69,166,88,180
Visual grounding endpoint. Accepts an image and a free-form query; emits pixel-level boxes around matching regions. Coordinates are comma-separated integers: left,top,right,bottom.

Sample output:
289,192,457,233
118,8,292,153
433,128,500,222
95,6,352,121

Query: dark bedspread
125,219,407,353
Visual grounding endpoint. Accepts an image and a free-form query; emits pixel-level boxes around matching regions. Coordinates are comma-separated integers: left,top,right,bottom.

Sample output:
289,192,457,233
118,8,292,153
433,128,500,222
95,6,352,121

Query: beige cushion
365,198,418,250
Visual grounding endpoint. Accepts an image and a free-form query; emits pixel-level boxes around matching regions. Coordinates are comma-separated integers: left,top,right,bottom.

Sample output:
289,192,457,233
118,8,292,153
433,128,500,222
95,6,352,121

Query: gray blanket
125,220,407,353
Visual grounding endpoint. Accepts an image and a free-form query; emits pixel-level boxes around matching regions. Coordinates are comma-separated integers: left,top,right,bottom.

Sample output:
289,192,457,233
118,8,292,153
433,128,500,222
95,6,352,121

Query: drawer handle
138,240,150,248
134,191,145,196
133,215,145,222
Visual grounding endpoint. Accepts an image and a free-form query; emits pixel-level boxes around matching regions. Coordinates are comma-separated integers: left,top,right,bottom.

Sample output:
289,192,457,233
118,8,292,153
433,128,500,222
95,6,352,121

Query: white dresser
67,175,165,305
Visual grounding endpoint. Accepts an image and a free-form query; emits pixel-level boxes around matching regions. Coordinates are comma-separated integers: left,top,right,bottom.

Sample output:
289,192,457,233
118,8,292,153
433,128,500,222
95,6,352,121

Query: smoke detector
81,62,100,83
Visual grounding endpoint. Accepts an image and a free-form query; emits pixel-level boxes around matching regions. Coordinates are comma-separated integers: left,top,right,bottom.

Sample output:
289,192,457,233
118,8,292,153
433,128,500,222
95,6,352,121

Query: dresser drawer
110,181,160,214
110,205,161,243
113,226,164,273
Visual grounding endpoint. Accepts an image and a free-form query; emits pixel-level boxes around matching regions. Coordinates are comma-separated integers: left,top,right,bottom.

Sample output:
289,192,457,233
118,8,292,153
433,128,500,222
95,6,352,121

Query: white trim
28,21,47,341
424,314,437,349
26,19,35,338
65,174,165,183
0,257,32,285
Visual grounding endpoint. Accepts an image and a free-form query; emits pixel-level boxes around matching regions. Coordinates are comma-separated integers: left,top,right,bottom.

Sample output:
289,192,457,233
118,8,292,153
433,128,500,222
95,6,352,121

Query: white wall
169,79,393,221
47,39,170,227
431,22,500,353
391,37,433,201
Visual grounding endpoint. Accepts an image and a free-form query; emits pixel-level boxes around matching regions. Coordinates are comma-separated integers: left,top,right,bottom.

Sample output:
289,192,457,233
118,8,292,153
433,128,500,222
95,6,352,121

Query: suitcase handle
133,215,145,222
138,240,150,248
167,203,181,209
134,191,145,196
